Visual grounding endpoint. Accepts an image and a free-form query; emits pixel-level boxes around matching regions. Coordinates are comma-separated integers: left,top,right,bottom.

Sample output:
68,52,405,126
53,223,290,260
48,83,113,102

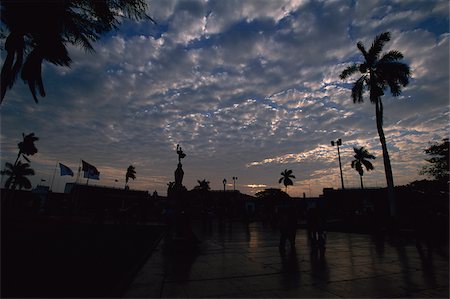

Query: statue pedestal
164,162,200,253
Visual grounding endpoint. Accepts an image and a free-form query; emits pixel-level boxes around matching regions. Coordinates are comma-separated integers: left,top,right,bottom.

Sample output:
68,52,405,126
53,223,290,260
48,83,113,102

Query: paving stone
323,276,409,298
124,221,449,298
182,278,243,297
273,285,341,298
407,287,450,298
160,282,187,298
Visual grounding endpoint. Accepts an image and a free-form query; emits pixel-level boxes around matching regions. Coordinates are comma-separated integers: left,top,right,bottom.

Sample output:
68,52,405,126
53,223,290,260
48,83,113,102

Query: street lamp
223,178,227,191
232,176,238,191
331,138,345,190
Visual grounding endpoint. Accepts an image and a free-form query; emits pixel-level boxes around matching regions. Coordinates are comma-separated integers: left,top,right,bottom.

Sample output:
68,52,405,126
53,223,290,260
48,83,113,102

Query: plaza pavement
124,221,449,298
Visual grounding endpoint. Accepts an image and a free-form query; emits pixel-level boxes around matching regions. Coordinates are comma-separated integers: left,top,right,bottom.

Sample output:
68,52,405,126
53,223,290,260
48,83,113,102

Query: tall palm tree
0,0,153,103
340,32,411,216
1,161,35,190
279,169,295,193
351,147,376,189
125,165,136,188
14,133,39,166
194,179,210,191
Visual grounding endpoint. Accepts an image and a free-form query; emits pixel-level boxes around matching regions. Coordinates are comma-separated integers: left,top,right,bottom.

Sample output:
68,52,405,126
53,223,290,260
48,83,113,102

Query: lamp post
331,138,345,190
223,178,227,191
232,176,238,191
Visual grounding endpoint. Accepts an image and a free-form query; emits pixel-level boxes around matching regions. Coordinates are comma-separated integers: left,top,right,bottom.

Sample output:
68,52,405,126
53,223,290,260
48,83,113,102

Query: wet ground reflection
126,221,449,298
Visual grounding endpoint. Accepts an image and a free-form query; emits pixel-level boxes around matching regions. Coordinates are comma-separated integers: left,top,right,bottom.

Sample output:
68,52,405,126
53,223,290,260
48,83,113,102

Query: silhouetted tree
194,179,210,191
125,165,136,188
279,169,295,193
14,133,39,167
351,147,376,189
1,0,153,103
255,188,290,200
167,181,175,197
340,32,411,216
420,138,449,183
1,161,35,190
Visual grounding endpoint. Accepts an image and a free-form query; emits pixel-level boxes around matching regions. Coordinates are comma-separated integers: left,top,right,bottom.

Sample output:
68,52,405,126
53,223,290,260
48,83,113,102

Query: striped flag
59,163,74,176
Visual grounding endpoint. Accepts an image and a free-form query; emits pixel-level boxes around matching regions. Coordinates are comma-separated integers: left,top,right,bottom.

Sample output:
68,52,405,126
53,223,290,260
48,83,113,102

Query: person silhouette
278,207,298,253
307,207,326,258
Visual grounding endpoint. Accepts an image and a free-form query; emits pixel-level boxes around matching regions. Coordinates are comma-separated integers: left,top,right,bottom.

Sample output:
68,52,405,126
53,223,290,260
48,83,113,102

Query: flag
59,163,74,176
82,160,100,180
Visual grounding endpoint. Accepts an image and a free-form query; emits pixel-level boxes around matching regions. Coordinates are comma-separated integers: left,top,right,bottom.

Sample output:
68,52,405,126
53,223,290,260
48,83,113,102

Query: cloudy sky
1,0,449,196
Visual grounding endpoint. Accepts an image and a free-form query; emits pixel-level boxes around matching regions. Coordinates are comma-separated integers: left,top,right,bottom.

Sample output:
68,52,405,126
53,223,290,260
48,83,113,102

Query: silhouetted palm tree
1,0,153,103
340,32,411,216
351,147,376,189
279,169,295,193
194,179,210,191
1,161,35,190
14,133,39,166
125,165,136,188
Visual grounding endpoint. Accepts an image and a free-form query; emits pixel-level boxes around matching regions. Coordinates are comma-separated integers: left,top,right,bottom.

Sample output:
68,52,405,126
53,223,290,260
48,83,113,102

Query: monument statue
174,144,186,187
167,144,199,251
177,144,186,163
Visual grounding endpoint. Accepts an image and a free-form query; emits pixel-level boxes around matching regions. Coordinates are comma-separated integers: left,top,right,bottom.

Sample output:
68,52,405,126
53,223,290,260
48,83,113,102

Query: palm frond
377,61,411,89
5,177,12,189
340,64,359,80
379,50,403,63
362,159,374,171
365,152,376,160
356,42,368,61
18,177,32,189
20,49,45,103
1,32,24,103
368,32,391,61
43,39,72,67
22,167,35,176
351,75,366,103
389,82,402,96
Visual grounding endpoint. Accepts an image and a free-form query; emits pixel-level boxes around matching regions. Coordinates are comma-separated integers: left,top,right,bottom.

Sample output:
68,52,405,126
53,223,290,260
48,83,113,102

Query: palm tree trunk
375,98,396,217
13,151,21,167
360,175,364,189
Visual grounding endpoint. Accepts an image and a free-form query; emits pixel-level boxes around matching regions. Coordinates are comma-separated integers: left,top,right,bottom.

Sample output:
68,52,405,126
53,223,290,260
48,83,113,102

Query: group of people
278,205,327,258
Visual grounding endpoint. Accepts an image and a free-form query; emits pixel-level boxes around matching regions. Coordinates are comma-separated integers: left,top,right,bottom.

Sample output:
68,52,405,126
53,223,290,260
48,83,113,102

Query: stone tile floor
125,221,449,298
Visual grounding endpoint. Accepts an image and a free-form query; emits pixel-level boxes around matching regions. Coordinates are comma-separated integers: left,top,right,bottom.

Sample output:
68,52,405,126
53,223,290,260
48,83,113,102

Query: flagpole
76,159,81,184
50,162,58,191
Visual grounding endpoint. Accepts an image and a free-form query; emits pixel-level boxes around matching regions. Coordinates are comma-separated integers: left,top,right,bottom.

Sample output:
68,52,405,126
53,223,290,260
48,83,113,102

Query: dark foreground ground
126,221,449,298
2,217,165,298
2,217,448,298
